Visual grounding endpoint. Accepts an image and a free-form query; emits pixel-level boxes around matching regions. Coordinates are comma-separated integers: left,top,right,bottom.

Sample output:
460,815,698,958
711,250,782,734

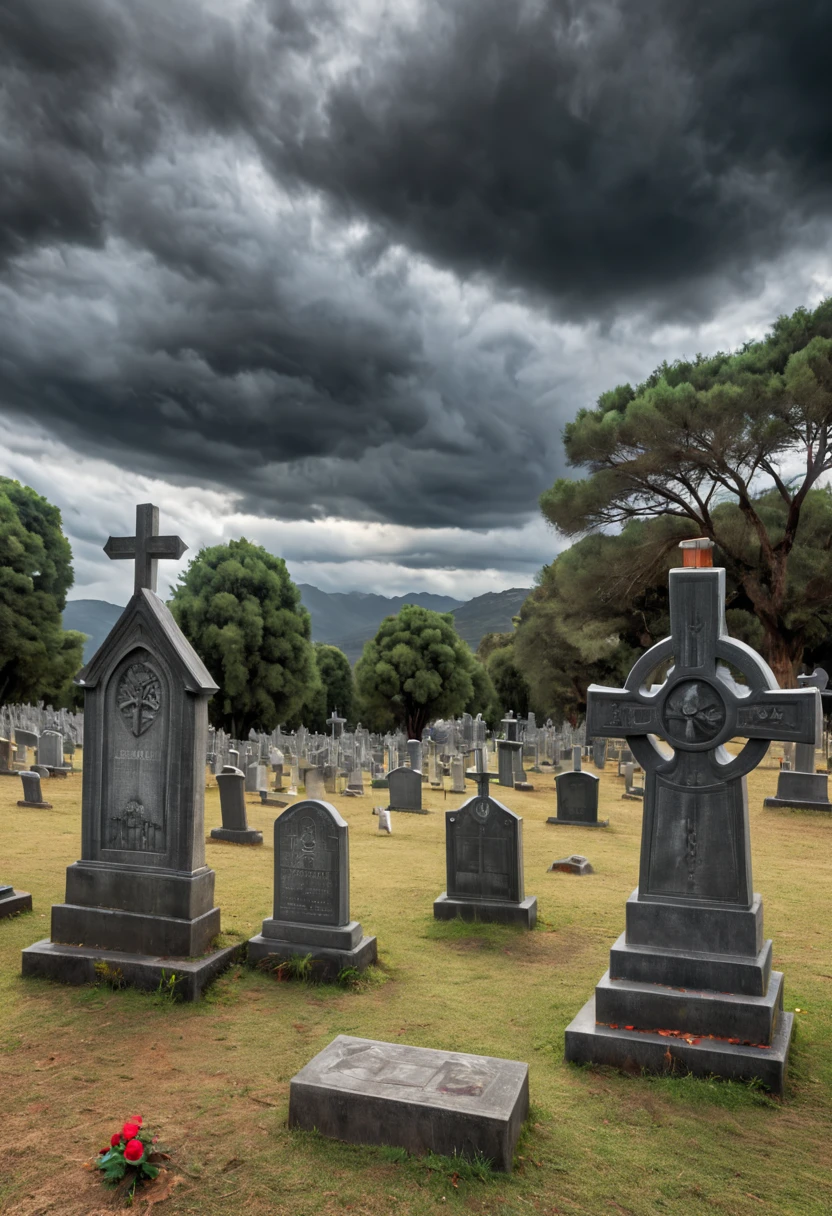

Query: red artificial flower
124,1139,144,1163
129,1115,143,1127
99,1148,108,1155
110,1133,121,1147
122,1122,140,1140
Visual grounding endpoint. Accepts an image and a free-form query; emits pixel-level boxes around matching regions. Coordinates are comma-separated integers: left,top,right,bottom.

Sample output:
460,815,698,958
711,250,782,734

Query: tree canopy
168,538,315,737
355,604,492,736
540,298,832,684
301,643,355,734
0,478,85,708
479,633,533,722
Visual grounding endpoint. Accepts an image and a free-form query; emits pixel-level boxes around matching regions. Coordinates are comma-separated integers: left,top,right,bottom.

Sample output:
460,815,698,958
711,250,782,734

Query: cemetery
0,506,831,1214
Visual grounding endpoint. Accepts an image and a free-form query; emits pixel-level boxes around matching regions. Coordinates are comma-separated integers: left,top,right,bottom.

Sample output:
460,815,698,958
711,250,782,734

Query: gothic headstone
22,503,238,1000
212,766,263,844
564,545,819,1093
387,766,424,813
434,758,536,927
247,800,377,979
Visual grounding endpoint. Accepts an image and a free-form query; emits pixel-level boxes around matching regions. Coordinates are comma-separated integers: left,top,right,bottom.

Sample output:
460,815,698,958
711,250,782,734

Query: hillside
62,585,529,666
451,588,531,650
62,599,125,664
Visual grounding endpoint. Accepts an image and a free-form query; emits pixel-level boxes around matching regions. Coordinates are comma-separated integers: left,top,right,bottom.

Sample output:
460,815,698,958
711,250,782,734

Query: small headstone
548,854,594,875
247,800,377,980
387,766,424,813
764,668,832,811
37,730,65,770
434,763,537,927
211,766,263,844
497,739,522,787
548,771,608,828
622,762,644,800
32,764,51,779
245,762,260,793
406,739,422,772
17,771,52,809
449,755,466,794
323,763,338,795
288,1035,528,1172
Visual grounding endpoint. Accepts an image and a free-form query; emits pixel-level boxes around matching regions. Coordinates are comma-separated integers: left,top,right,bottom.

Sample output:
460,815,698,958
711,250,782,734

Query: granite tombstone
764,668,832,811
22,503,238,1000
387,766,424,813
548,770,607,828
212,765,263,844
434,758,536,927
564,542,819,1093
17,770,53,809
247,800,377,979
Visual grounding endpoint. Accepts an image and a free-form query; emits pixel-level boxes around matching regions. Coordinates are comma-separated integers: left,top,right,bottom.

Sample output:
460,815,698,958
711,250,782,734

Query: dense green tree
0,478,85,707
301,643,355,733
168,538,315,736
541,298,832,685
516,492,832,720
354,604,490,736
481,635,533,721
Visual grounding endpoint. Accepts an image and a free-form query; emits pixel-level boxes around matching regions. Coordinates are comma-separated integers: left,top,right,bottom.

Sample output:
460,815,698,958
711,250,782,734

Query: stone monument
434,754,537,927
247,800,377,980
386,766,424,813
22,503,239,1000
289,1035,528,1171
212,765,263,844
564,541,819,1093
17,771,53,809
547,769,607,828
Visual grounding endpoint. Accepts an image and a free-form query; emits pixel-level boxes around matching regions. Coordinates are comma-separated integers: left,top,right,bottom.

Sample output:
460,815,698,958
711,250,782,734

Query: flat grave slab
289,1035,528,1171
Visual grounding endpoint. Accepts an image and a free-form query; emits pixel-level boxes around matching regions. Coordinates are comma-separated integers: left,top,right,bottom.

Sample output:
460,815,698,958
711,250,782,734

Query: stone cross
586,564,819,907
464,746,497,802
104,503,188,595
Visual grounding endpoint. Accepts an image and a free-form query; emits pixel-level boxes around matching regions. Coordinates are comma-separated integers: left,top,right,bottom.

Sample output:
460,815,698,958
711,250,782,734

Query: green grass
0,756,831,1214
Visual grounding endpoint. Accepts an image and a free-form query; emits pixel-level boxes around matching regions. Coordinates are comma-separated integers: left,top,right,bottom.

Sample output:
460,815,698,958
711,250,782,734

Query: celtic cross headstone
23,503,238,999
564,549,819,1092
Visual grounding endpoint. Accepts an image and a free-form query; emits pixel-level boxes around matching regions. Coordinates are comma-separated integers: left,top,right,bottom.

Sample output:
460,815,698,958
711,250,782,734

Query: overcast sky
2,0,832,605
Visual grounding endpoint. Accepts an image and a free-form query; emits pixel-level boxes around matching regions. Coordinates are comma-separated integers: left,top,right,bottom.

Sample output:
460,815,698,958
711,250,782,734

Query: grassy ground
0,756,830,1215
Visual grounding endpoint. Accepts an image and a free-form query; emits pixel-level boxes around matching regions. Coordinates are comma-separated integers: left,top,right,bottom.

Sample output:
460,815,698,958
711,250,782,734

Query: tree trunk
760,629,803,689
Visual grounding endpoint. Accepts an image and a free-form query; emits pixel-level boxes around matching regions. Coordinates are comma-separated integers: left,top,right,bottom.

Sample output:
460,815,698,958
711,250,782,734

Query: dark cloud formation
0,0,831,539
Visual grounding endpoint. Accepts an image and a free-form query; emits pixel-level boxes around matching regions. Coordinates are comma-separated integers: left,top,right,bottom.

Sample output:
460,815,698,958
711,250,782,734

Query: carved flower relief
117,663,162,737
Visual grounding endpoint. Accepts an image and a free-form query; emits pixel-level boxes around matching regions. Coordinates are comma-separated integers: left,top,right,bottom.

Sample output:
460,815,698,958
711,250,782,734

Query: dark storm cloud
0,0,831,537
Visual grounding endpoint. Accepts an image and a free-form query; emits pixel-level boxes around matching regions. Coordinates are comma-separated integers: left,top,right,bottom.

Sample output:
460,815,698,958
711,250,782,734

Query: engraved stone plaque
103,649,168,853
274,800,349,926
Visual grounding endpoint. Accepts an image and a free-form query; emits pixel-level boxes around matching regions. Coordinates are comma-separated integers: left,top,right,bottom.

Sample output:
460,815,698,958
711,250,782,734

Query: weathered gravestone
497,739,522,788
37,730,66,771
406,738,423,773
212,766,263,844
591,738,607,770
434,757,537,927
387,766,424,813
17,771,52,809
289,1035,528,1171
22,503,238,1000
564,544,819,1093
548,854,594,875
622,762,645,800
247,800,377,979
764,668,832,811
305,767,326,800
245,761,260,793
548,770,607,828
449,755,466,794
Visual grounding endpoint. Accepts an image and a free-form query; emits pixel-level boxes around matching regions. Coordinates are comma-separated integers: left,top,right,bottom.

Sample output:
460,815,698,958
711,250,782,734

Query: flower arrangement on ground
95,1115,165,1200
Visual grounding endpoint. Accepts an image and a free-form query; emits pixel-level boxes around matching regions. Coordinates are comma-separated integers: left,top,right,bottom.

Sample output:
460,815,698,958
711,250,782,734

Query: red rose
129,1115,143,1127
122,1122,140,1140
99,1147,108,1155
110,1133,121,1147
124,1139,144,1163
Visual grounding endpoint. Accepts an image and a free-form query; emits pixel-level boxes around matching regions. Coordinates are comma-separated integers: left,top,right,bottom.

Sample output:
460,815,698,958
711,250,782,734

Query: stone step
565,993,793,1096
609,932,772,996
593,968,784,1044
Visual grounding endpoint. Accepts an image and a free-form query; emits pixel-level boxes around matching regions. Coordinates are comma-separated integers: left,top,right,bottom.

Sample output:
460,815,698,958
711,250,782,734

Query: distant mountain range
64,585,530,665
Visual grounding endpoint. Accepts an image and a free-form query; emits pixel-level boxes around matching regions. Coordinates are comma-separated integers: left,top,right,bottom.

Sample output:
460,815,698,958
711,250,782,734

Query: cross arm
103,536,136,560
586,686,661,739
734,688,820,745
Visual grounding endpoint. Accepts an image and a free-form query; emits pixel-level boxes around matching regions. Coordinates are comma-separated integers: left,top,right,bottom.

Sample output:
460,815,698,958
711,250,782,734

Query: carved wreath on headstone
117,662,162,737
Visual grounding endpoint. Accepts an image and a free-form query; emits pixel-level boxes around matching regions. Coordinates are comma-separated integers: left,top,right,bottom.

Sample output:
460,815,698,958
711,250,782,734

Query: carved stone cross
586,566,820,908
103,503,188,595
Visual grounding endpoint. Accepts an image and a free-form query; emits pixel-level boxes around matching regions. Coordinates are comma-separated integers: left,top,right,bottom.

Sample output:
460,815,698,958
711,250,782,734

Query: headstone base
288,1035,529,1172
433,893,537,928
0,888,33,918
764,770,831,812
546,816,609,828
386,805,429,815
50,902,220,957
17,800,53,809
513,782,534,791
763,796,832,811
21,938,240,1001
247,932,377,982
210,826,264,844
564,993,793,1096
621,791,644,801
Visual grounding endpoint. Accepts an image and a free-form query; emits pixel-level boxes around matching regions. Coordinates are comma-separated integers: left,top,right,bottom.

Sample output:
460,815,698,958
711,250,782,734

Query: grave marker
564,543,819,1092
387,766,424,813
212,766,263,844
